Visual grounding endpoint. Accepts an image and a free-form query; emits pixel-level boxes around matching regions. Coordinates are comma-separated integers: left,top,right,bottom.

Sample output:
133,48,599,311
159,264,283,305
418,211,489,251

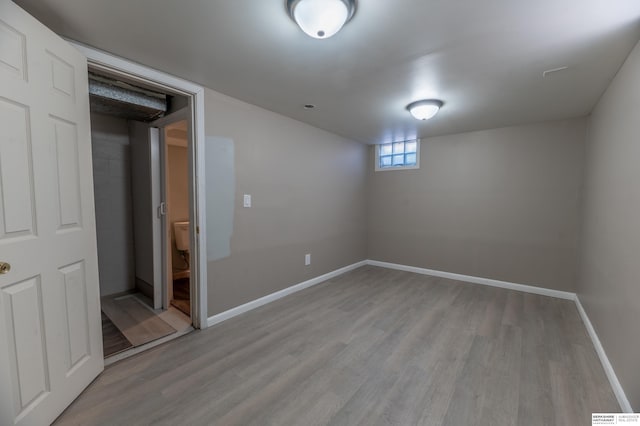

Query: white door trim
148,127,162,310
150,109,190,313
71,42,209,329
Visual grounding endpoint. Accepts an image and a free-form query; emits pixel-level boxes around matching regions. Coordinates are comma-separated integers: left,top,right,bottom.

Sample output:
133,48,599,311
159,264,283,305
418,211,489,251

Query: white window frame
375,139,421,172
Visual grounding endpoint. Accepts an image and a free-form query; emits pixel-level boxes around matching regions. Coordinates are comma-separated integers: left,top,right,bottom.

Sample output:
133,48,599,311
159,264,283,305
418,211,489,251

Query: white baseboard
574,297,633,413
207,260,367,327
366,260,576,300
367,259,633,413
205,258,632,412
208,259,574,328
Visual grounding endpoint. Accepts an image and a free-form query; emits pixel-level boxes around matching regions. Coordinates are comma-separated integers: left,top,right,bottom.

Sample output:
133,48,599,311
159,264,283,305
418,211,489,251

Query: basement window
375,139,420,171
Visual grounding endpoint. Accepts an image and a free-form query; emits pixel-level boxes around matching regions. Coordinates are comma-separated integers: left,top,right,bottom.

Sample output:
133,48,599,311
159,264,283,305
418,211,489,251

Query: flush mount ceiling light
406,99,444,121
287,0,357,39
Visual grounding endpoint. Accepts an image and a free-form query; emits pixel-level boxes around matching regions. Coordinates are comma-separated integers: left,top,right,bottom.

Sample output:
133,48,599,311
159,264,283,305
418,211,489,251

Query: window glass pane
376,140,420,170
380,143,392,156
380,156,392,167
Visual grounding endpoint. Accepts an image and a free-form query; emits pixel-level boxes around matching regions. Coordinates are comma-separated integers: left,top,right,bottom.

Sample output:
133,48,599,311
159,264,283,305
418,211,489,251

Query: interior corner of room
93,41,640,412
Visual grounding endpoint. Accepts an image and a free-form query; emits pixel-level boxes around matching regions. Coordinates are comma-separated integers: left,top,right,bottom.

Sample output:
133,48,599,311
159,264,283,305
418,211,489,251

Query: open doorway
164,120,192,317
88,67,194,361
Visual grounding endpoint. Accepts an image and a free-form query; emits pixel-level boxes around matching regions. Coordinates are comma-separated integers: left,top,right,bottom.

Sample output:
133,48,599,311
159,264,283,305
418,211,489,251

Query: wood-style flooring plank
101,312,132,357
55,266,620,426
101,295,176,347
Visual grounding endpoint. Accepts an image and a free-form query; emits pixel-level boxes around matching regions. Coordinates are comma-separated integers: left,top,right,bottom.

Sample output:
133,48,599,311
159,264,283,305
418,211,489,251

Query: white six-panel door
0,1,103,424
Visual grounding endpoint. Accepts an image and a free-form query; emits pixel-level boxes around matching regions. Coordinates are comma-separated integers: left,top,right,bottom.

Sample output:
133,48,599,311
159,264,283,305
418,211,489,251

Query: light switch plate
243,194,251,208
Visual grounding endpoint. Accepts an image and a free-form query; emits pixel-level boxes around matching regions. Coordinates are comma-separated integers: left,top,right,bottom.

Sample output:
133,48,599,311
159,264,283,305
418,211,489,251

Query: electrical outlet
243,194,251,208
305,254,311,266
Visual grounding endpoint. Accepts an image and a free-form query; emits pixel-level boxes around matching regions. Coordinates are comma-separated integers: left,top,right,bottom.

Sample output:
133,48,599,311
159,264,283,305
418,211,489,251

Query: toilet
173,221,190,279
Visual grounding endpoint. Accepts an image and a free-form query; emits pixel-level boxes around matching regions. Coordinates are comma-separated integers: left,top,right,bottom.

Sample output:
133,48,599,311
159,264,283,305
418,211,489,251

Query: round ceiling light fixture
406,99,444,121
287,0,357,39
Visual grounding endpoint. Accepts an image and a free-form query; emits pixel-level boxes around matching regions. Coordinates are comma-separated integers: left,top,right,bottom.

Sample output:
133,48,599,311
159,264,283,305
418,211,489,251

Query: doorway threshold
104,321,193,366
101,293,193,365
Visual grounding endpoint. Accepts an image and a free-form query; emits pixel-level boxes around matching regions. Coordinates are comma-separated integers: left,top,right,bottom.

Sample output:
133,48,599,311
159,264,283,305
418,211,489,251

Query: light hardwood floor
55,266,619,425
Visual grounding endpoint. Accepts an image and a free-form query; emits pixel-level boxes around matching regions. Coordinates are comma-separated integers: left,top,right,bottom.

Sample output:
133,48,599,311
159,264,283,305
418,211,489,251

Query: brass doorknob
0,262,10,274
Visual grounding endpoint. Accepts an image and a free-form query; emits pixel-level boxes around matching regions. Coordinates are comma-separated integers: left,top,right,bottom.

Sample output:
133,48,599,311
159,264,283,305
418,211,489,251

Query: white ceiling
15,0,640,144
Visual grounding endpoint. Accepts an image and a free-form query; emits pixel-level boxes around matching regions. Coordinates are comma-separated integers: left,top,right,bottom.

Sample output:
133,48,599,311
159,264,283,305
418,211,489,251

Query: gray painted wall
129,121,154,289
90,113,135,297
579,40,640,411
204,89,368,315
367,118,587,292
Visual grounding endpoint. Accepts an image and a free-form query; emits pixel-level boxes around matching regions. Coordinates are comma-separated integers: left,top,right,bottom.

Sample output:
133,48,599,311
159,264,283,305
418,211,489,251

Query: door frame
148,126,162,310
150,110,191,313
72,42,209,329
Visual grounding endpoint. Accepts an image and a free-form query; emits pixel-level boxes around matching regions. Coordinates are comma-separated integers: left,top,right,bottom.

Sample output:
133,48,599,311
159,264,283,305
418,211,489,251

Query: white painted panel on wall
1,276,49,415
0,97,35,238
205,136,234,261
